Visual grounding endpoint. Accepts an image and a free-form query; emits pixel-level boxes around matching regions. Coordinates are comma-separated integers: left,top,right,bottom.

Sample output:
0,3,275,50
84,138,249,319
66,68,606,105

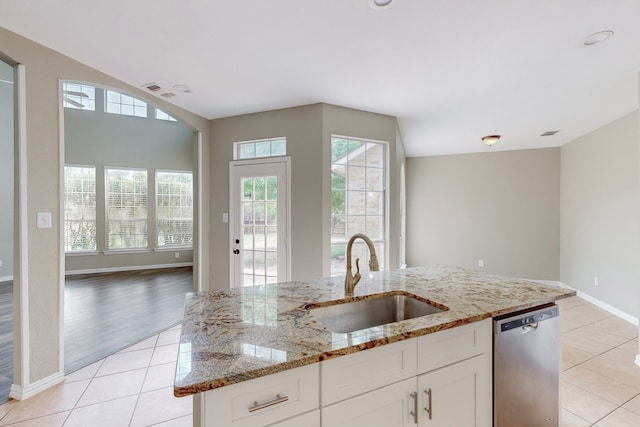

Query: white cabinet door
267,409,320,427
322,378,417,427
417,355,491,427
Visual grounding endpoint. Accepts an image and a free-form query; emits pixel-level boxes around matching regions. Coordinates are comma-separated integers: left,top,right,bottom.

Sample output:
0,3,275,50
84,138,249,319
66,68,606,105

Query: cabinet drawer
321,339,417,406
417,319,491,374
203,363,319,427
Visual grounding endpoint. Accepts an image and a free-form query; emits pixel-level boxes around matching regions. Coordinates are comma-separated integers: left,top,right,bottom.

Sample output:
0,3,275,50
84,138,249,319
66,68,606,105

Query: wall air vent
160,92,176,99
541,131,559,137
142,82,162,92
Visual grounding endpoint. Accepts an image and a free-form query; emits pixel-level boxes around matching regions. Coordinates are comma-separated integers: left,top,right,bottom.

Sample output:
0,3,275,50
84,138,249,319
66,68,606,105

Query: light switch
222,213,229,223
37,212,53,229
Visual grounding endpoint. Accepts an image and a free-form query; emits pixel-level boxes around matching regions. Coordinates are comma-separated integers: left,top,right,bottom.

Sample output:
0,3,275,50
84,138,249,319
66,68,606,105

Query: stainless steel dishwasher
494,303,560,426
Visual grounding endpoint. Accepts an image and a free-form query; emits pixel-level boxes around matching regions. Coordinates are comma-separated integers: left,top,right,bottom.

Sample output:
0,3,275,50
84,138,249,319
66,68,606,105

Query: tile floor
0,324,191,427
0,296,638,426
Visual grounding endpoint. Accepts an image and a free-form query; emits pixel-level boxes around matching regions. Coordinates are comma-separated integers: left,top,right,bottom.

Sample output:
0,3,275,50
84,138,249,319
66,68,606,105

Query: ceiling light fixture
583,30,614,46
482,134,501,147
370,0,392,8
173,84,191,93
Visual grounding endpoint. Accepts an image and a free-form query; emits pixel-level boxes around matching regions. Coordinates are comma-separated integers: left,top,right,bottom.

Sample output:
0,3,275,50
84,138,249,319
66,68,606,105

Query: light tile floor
0,324,191,427
0,296,638,426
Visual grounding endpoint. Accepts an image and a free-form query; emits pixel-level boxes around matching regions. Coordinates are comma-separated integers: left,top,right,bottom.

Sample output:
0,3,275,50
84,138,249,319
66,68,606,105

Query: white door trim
229,157,291,287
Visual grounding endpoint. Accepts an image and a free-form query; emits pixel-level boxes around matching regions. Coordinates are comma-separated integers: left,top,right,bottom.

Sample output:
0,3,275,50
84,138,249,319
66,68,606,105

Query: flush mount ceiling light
583,30,614,46
173,84,191,93
370,0,392,8
481,134,501,147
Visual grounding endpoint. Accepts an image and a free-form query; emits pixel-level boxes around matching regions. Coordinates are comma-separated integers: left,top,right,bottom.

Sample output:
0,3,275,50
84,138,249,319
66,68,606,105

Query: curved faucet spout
344,233,379,297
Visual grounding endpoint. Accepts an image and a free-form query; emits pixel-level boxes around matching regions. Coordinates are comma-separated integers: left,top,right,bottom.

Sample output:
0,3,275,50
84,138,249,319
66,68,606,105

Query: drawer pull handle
248,394,289,412
424,388,432,420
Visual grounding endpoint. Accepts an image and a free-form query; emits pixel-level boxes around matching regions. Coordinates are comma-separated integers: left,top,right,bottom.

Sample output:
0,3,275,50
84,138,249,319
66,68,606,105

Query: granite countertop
174,266,575,397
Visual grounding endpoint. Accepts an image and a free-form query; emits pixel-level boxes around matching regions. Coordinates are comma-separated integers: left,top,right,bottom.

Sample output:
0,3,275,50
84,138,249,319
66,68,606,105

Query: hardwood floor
0,267,193,404
0,280,12,405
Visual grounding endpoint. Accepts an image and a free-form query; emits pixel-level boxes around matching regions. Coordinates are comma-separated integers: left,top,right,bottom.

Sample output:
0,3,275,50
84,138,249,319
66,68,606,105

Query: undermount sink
305,292,448,333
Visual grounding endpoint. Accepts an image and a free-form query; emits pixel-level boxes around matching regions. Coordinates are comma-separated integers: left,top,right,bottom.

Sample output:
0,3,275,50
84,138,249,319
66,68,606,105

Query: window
106,168,148,250
330,136,386,275
156,171,193,248
155,108,177,122
64,166,96,252
105,90,147,117
63,83,96,111
234,138,286,160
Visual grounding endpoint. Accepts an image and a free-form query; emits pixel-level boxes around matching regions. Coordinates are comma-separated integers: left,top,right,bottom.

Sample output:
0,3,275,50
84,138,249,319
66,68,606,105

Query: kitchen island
174,266,575,426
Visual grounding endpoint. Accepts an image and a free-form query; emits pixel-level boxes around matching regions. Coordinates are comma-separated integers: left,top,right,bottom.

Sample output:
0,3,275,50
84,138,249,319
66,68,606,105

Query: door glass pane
239,175,279,287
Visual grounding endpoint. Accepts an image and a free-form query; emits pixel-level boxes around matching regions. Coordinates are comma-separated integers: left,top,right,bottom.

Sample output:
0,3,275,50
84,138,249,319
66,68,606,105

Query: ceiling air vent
541,131,559,137
161,92,176,99
142,82,162,92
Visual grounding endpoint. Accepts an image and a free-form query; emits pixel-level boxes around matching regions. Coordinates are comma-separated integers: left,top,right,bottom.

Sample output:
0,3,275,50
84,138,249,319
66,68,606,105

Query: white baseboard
0,275,13,283
529,279,639,326
9,372,64,401
65,262,193,276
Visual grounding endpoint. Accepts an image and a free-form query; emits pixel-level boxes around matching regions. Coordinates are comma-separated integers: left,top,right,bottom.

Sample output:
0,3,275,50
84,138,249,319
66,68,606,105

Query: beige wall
0,26,210,388
64,101,195,272
560,111,640,317
406,148,561,280
209,103,404,289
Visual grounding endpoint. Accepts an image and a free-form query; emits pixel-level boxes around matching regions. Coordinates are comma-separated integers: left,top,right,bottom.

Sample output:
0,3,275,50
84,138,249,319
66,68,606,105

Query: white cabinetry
320,319,491,427
201,320,492,427
202,363,319,427
417,354,491,426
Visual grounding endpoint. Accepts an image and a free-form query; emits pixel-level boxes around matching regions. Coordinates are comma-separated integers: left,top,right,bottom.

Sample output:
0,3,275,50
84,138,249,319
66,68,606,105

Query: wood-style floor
0,280,12,406
0,267,193,404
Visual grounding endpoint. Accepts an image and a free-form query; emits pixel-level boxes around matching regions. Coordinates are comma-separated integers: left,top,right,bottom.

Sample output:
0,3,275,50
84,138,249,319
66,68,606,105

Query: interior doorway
0,57,15,403
61,81,200,373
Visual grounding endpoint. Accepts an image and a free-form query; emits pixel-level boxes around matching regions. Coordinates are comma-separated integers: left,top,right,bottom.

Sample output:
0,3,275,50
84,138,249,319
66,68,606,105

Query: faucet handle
353,258,362,286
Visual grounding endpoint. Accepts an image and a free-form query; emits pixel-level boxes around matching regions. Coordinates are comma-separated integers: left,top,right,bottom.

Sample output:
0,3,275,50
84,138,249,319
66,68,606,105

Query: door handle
410,391,418,424
233,249,240,255
424,388,432,420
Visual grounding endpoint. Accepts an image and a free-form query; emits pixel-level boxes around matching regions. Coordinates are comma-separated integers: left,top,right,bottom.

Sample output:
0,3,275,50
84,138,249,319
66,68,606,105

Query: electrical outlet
175,252,180,259
0,259,3,268
478,259,485,268
594,276,599,286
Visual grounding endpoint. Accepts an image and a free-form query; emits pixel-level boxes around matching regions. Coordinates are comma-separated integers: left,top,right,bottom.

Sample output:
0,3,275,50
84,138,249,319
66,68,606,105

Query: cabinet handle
424,388,432,420
410,391,418,424
248,394,289,412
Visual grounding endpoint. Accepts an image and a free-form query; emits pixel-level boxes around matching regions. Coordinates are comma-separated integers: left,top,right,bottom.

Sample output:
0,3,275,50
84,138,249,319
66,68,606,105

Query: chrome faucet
344,233,379,297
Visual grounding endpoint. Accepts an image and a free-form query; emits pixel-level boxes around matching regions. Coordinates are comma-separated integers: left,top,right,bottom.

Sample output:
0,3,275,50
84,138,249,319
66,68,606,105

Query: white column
637,71,640,368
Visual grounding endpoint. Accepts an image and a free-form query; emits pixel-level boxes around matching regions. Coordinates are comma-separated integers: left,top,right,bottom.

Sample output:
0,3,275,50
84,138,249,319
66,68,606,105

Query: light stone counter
174,266,574,397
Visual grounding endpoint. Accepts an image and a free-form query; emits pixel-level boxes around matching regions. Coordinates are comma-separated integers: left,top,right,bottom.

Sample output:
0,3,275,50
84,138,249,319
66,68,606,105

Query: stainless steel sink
305,292,448,333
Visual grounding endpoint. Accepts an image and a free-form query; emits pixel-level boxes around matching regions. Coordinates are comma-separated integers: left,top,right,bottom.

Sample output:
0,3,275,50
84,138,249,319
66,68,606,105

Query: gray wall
560,111,640,317
0,60,13,280
406,148,561,280
65,96,195,272
210,103,404,289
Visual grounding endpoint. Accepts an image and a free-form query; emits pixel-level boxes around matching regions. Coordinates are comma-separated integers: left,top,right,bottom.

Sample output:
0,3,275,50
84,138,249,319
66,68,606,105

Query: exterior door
229,158,289,287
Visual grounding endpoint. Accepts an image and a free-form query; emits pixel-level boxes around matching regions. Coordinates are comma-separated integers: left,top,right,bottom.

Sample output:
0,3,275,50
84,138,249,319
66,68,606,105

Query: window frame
63,164,98,253
330,134,388,276
104,89,148,118
104,166,149,252
233,137,287,160
155,169,194,250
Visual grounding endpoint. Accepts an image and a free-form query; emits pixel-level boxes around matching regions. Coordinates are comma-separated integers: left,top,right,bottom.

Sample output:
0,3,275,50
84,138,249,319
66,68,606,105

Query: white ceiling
1,0,639,156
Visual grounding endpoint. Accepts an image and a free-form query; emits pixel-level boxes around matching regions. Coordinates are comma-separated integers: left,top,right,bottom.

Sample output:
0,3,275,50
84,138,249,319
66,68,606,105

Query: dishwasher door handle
521,322,539,333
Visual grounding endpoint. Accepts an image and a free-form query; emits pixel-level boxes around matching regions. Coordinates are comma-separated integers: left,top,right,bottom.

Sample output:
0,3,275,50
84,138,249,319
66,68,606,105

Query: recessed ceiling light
370,0,392,8
583,30,614,46
173,84,191,93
